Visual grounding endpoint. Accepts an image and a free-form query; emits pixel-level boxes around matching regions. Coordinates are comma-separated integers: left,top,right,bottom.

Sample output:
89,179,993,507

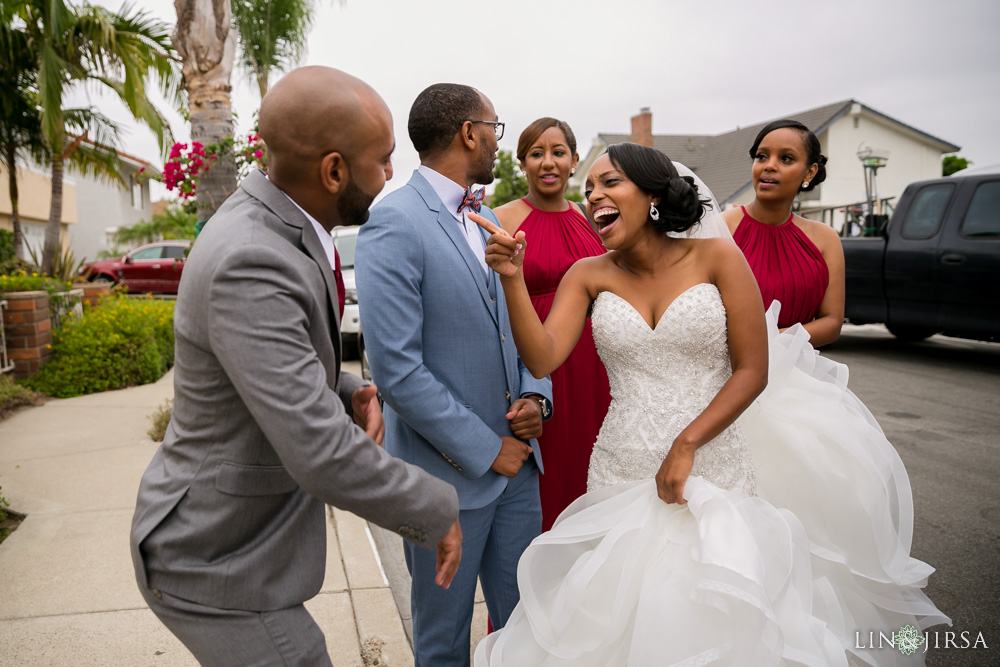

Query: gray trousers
140,582,333,667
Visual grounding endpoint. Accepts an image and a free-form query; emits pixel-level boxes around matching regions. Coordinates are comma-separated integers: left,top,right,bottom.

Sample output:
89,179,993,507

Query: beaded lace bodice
587,283,757,495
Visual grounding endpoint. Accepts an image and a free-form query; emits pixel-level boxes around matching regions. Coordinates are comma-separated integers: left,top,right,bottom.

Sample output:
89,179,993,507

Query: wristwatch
532,396,552,419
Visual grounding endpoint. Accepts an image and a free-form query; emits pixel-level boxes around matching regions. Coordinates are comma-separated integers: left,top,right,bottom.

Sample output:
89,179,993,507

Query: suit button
505,391,511,400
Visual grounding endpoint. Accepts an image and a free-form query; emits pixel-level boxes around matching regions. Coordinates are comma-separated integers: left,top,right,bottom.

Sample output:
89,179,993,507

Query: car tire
887,324,935,343
359,336,371,382
91,274,116,285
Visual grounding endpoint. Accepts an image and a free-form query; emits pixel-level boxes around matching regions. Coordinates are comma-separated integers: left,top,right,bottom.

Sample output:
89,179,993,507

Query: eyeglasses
468,120,504,140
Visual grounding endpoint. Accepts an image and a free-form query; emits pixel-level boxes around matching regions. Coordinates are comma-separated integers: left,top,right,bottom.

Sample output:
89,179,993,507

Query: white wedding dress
475,283,948,666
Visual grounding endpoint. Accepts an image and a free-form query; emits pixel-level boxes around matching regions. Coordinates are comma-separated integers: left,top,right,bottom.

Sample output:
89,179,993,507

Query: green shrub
0,229,13,263
0,231,35,275
1,270,83,331
26,241,87,284
25,295,175,397
0,270,71,294
147,398,173,442
0,373,43,418
0,488,10,541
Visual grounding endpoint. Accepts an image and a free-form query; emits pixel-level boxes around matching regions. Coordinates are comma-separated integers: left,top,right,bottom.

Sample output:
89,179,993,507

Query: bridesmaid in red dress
723,120,845,347
494,118,611,531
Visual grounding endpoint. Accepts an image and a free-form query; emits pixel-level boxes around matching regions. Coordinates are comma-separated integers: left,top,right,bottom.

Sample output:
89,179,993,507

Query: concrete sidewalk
0,367,415,666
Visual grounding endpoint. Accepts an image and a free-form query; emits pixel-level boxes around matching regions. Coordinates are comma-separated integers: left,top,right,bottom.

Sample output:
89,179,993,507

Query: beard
337,176,376,226
472,141,497,186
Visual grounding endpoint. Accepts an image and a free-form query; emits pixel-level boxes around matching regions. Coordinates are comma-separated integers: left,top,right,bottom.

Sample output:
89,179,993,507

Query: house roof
68,133,163,179
593,99,960,204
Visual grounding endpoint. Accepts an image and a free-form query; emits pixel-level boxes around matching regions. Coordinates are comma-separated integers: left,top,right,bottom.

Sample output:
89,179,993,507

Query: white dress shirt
267,175,337,272
418,165,488,275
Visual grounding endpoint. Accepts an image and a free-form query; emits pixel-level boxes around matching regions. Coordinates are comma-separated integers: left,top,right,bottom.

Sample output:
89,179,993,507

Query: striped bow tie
458,186,485,214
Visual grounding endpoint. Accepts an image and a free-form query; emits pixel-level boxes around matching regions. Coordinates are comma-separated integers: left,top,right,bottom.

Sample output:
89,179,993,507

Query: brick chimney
630,107,653,147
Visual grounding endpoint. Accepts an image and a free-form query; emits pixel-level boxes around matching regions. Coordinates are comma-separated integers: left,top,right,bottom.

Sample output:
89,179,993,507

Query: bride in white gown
469,143,948,666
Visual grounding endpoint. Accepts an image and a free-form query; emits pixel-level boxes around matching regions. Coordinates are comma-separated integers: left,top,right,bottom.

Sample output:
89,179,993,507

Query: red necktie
333,247,345,319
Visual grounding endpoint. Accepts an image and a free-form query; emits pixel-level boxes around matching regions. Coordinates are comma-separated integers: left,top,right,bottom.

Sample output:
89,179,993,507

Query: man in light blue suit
356,84,553,667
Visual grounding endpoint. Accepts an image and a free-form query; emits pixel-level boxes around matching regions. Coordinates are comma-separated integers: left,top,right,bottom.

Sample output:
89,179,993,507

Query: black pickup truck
842,170,1000,342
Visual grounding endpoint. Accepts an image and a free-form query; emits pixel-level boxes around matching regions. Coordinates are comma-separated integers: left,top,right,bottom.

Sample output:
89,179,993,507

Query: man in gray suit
130,67,462,667
355,84,552,667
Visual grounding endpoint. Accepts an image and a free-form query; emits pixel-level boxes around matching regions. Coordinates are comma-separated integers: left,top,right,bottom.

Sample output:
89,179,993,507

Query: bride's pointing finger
468,212,509,237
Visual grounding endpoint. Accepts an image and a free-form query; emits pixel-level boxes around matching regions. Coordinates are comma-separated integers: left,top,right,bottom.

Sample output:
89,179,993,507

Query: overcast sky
74,0,1000,202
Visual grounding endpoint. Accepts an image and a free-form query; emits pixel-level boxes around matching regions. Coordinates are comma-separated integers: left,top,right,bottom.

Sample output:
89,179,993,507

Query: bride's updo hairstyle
606,142,709,233
748,120,828,192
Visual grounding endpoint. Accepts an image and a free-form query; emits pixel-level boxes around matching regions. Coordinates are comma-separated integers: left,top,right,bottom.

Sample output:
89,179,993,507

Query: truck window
960,180,1000,239
901,183,954,240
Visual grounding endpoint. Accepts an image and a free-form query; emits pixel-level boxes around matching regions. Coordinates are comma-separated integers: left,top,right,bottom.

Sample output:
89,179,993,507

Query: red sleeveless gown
519,199,612,531
733,206,829,328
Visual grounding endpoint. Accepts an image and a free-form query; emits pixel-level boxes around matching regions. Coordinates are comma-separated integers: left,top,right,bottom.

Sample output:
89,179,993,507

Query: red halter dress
518,199,612,531
732,206,829,328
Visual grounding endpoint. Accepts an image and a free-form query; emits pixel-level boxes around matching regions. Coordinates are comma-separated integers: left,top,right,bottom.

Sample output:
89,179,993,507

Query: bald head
257,67,395,230
259,66,391,182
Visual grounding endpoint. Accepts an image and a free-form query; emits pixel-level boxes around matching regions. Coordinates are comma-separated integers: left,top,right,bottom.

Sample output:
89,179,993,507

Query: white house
570,100,960,232
0,144,160,263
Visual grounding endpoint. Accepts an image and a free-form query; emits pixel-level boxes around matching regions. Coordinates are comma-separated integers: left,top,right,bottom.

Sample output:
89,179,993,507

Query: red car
82,240,192,294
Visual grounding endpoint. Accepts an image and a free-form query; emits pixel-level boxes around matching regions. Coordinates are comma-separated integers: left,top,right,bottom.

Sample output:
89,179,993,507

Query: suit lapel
410,172,499,326
242,170,343,364
300,221,342,332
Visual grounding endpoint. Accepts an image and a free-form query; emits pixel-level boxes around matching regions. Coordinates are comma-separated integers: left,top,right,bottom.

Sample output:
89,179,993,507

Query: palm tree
232,0,316,99
0,0,45,261
10,0,180,274
173,0,238,223
0,81,45,264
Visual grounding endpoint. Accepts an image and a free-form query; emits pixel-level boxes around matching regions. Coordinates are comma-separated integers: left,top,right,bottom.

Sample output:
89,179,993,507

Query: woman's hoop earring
649,202,660,221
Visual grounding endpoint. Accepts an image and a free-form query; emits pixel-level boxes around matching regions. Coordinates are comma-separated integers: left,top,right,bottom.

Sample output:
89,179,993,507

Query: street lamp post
857,147,889,234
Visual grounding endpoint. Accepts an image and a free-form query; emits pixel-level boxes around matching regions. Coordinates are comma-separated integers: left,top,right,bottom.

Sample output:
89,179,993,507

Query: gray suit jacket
130,170,458,612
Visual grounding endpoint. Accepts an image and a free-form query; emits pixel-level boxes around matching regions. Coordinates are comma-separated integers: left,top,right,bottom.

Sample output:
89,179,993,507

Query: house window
131,178,144,210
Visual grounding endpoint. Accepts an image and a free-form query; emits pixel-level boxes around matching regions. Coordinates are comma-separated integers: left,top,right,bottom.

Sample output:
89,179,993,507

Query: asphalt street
824,325,1000,667
348,323,1000,665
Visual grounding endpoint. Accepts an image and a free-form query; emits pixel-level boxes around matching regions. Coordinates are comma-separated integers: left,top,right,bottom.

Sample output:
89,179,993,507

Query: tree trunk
4,143,24,260
173,0,238,225
41,156,63,274
257,72,268,100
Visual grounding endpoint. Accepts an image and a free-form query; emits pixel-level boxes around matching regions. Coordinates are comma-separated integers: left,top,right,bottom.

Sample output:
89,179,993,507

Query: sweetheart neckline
596,283,719,332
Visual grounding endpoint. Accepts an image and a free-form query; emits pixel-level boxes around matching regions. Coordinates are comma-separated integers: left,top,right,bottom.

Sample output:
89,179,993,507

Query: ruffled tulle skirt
475,304,949,666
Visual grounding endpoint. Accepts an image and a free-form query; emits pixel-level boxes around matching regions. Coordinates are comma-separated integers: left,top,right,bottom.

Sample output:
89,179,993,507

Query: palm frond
62,105,125,185
110,204,197,249
233,0,316,96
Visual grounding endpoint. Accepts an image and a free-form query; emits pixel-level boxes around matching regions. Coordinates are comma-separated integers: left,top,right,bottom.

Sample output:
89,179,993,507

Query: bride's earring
649,202,660,221
570,168,576,175
802,181,810,188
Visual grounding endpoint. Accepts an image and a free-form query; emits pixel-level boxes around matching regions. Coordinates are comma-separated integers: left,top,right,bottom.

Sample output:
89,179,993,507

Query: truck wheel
887,324,935,342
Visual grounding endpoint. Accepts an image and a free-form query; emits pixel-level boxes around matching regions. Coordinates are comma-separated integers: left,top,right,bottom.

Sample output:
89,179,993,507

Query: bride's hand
655,441,696,505
469,212,526,279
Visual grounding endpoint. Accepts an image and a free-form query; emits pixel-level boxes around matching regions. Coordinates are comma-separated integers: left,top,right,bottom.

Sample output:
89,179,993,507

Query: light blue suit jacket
356,170,551,510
